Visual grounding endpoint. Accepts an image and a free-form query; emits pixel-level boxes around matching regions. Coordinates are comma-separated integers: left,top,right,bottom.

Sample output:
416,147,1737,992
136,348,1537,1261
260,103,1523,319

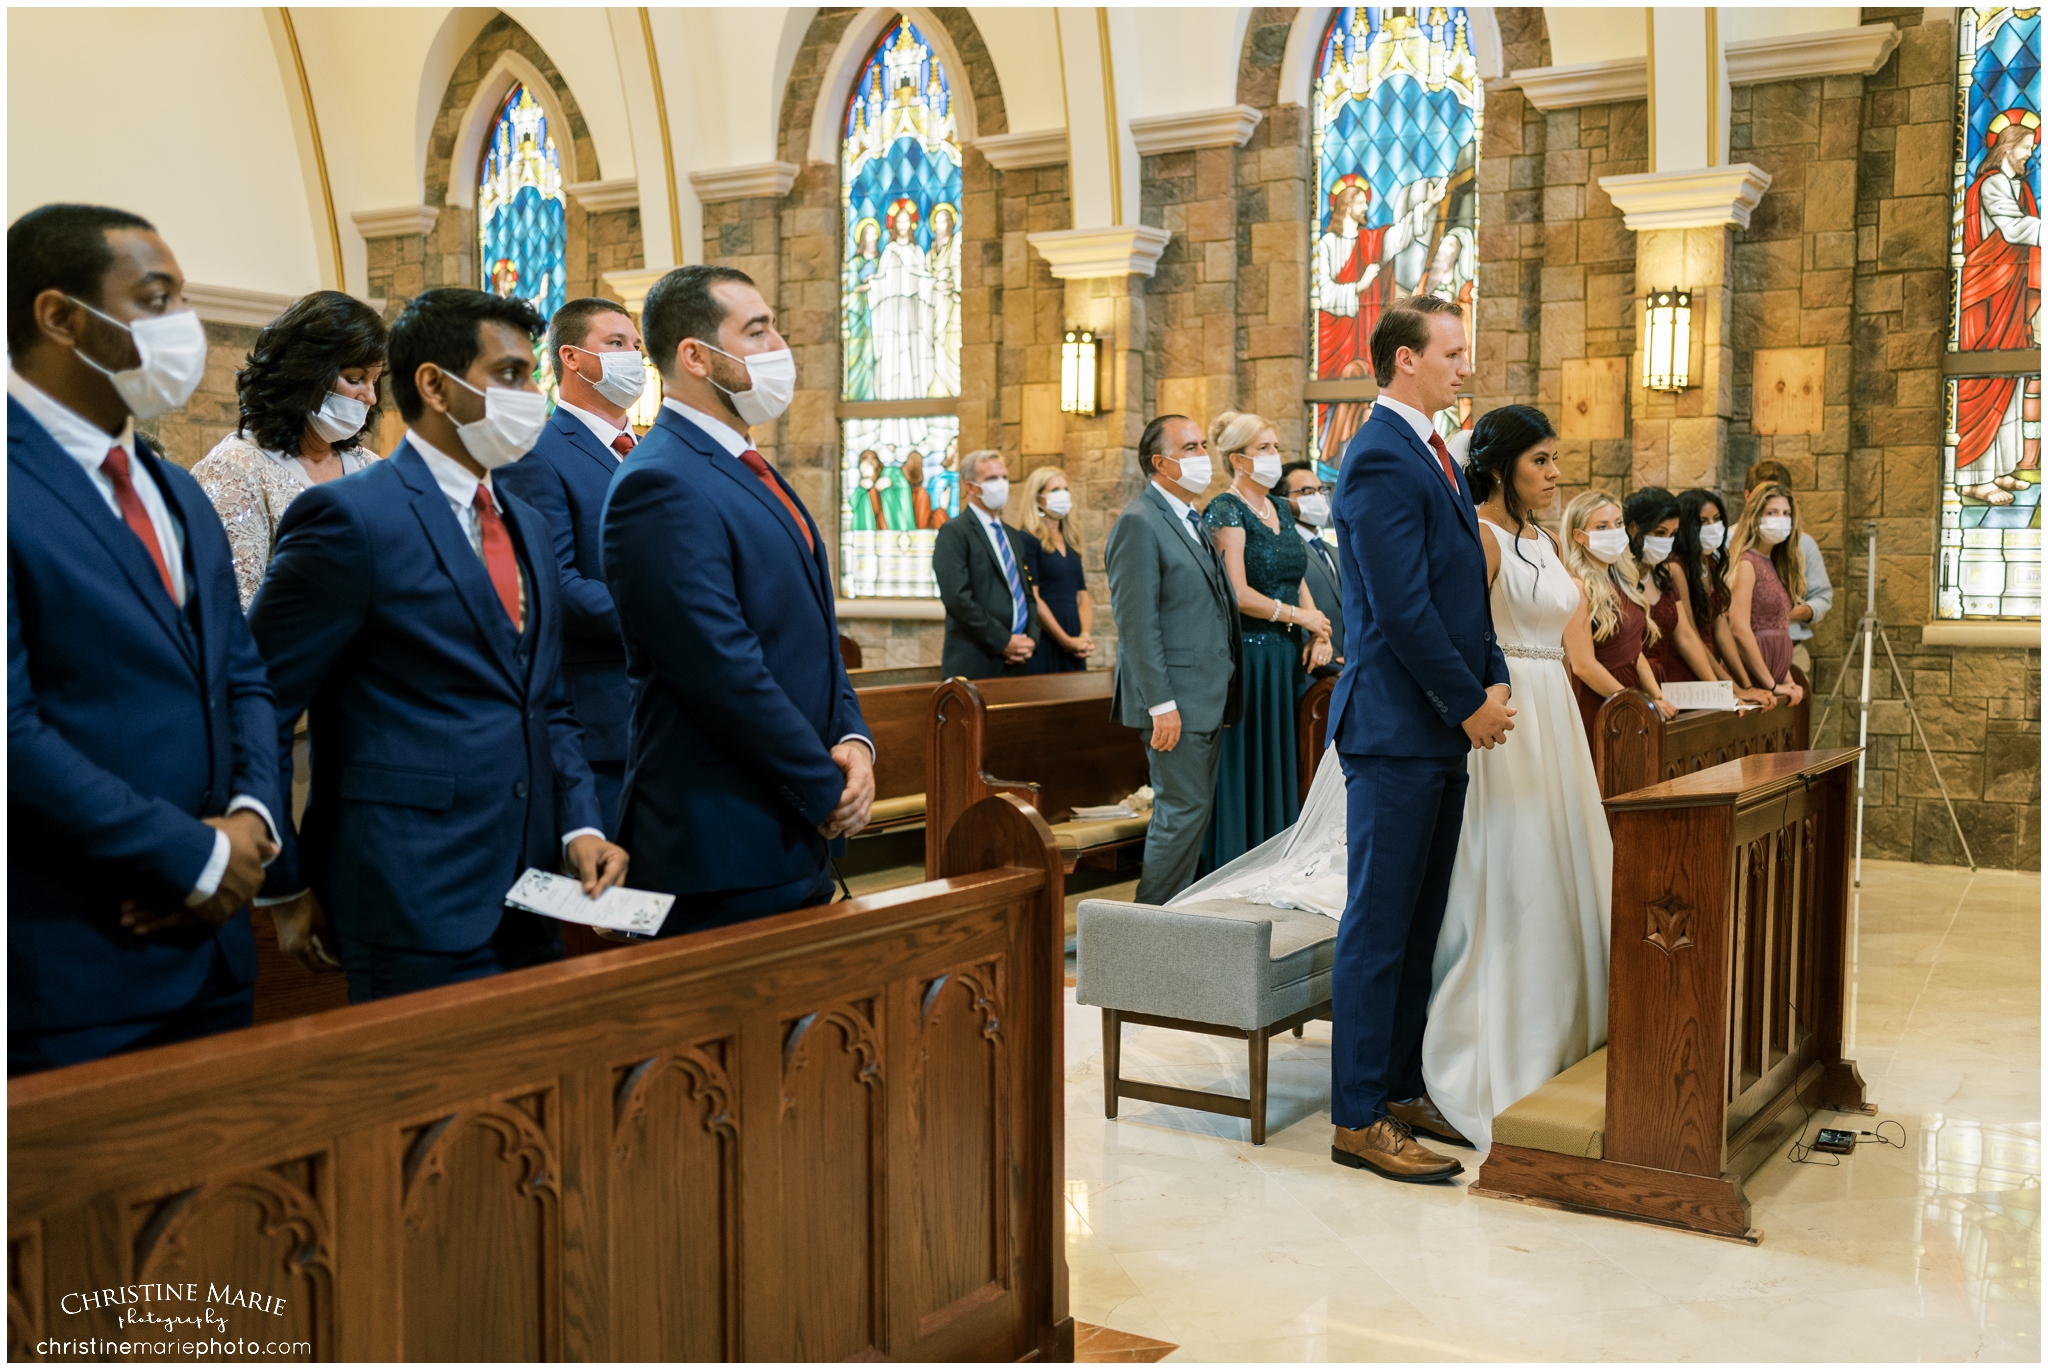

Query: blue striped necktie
993,521,1029,633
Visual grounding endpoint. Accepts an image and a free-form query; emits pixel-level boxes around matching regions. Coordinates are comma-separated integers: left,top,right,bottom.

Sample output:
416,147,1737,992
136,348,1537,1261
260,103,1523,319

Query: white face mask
1248,453,1284,488
308,389,369,444
703,342,795,426
67,298,208,420
1294,492,1332,527
1170,453,1214,495
446,374,548,471
569,346,647,408
1640,534,1675,566
1698,521,1726,552
1042,488,1073,517
1757,515,1793,547
1581,527,1630,564
975,476,1010,512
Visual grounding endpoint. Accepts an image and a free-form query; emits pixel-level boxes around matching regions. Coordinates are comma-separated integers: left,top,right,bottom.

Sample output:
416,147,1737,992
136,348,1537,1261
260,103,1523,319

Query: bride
1173,404,1611,1151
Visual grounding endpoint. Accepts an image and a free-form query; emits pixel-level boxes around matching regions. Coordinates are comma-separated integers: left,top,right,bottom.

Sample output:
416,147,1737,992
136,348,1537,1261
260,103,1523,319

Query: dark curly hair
1674,487,1727,623
236,290,387,455
1465,404,1557,567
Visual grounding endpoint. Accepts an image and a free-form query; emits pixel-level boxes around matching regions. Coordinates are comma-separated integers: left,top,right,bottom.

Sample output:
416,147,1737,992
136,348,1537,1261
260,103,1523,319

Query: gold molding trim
279,7,344,292
1704,7,1720,168
639,7,685,264
1644,9,1657,174
1096,8,1122,226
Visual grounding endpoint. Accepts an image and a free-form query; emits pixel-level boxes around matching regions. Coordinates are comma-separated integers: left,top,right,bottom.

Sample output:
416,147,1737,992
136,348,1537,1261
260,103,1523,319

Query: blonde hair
1208,410,1274,472
1561,489,1659,646
1723,481,1807,602
1012,464,1074,548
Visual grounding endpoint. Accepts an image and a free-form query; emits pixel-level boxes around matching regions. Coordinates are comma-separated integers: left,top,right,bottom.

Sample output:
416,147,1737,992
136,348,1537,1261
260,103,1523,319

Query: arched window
838,15,964,599
1940,7,2040,621
1308,6,1482,475
478,81,567,392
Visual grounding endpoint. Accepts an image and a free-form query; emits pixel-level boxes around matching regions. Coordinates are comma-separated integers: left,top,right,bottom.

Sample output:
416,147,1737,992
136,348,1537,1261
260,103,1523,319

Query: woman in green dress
1199,411,1334,873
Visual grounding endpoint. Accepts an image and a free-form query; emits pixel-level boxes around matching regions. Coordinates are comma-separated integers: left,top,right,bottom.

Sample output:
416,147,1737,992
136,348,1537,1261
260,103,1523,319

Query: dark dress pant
1329,750,1469,1129
9,942,254,1076
654,864,837,939
339,911,561,1004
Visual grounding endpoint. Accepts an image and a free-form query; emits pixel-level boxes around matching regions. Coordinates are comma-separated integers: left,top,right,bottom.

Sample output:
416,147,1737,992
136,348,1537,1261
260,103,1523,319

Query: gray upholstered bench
1074,896,1338,1144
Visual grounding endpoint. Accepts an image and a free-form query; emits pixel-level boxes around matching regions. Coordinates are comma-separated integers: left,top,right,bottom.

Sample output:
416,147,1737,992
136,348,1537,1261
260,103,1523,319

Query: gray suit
1105,482,1242,904
1298,528,1344,677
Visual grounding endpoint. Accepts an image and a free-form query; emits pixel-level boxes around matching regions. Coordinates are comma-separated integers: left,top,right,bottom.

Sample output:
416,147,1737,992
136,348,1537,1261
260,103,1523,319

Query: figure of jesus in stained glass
1309,6,1482,472
477,82,567,335
872,199,934,400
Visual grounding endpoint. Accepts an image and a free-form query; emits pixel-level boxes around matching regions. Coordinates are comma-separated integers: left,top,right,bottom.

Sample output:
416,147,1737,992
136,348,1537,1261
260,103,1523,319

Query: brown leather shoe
1331,1117,1463,1183
1386,1094,1472,1148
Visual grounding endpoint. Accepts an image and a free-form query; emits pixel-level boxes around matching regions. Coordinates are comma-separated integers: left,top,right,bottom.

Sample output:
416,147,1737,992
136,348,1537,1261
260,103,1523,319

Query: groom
1327,295,1513,1183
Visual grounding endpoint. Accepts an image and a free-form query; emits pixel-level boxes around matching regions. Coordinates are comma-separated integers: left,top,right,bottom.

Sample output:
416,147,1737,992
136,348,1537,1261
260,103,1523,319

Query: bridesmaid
1724,482,1809,705
1015,466,1094,673
1623,486,1723,687
192,290,387,608
1199,411,1332,872
1560,489,1677,745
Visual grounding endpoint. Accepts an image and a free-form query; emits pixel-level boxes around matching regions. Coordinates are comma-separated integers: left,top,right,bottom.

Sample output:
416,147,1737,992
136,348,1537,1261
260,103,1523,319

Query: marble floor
1061,859,2041,1362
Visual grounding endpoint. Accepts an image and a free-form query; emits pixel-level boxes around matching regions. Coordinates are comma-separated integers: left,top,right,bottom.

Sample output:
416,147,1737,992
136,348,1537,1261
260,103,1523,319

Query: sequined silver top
191,433,380,609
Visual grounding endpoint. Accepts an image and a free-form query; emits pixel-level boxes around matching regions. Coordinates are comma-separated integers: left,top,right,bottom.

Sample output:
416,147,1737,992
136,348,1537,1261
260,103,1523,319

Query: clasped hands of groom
1326,294,1514,1184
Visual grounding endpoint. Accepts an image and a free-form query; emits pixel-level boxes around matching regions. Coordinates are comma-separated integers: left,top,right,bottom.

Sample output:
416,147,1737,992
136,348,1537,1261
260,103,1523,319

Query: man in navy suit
1327,295,1514,1183
8,204,282,1073
604,265,874,935
249,288,628,1003
496,297,645,833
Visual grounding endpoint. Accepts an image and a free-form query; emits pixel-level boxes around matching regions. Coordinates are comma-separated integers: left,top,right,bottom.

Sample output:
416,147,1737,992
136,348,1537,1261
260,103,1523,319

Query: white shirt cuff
254,892,304,907
227,794,282,864
186,829,232,906
560,827,605,858
837,733,876,761
1148,700,1178,717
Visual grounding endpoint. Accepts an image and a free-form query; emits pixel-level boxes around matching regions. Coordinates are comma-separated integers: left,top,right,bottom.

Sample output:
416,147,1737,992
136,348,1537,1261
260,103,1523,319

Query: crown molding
1025,225,1174,280
686,160,799,204
184,283,298,329
1598,164,1775,231
349,205,438,240
565,178,642,213
1127,104,1264,156
600,266,673,315
1725,24,1900,85
1508,57,1647,110
973,127,1069,170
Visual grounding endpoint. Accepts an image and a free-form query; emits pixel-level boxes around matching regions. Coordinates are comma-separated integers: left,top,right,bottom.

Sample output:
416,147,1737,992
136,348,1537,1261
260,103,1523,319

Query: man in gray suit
1281,461,1343,678
933,449,1040,680
1105,415,1242,905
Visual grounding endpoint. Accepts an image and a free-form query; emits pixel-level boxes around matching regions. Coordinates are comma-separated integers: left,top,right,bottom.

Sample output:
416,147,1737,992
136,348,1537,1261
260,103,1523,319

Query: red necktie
101,446,177,601
611,431,635,457
1427,432,1459,491
472,485,523,633
738,448,815,553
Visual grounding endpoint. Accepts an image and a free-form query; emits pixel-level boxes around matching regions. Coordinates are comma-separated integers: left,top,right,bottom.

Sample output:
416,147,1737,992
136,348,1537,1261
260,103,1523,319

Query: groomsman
497,297,647,832
1280,460,1344,675
250,288,628,1003
8,204,282,1072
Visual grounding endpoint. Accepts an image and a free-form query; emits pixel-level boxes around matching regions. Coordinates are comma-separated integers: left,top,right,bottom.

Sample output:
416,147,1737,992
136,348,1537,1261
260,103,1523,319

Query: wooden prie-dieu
8,796,1072,1362
1473,749,1872,1242
1590,672,1811,798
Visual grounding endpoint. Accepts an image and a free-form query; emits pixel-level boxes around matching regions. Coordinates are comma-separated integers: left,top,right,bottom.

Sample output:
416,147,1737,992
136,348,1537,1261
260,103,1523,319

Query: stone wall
139,321,263,469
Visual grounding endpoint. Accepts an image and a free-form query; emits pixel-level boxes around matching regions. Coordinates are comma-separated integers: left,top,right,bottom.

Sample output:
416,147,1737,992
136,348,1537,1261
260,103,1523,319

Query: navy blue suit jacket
248,441,601,952
601,404,870,897
495,406,629,762
1328,405,1509,758
8,396,280,1036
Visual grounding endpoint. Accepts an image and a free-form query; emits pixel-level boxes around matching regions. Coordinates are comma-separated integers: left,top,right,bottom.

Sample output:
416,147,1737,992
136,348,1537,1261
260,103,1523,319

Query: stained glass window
839,16,963,597
1308,6,1482,476
1939,7,2040,620
478,82,567,392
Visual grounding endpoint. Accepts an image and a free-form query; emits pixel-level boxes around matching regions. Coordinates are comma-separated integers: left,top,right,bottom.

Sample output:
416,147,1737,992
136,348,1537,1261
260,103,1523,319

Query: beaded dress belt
1500,643,1565,661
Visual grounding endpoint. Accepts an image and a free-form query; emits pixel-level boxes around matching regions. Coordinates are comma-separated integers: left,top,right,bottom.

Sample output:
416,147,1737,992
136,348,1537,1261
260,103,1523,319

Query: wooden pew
838,632,862,668
1471,749,1869,1242
1591,669,1811,799
847,663,944,688
9,796,1072,1363
926,675,1152,879
1296,675,1336,806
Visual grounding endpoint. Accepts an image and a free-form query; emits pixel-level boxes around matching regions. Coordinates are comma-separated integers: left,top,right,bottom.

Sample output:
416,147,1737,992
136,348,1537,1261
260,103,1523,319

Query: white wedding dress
1172,518,1611,1152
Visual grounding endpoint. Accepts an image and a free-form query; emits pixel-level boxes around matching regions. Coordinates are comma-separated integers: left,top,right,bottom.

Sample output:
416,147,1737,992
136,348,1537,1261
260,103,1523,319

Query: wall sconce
626,356,664,431
1061,329,1102,416
1643,288,1694,392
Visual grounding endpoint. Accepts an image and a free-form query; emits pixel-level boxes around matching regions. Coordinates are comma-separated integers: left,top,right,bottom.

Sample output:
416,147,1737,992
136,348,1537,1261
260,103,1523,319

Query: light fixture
626,356,664,431
1061,329,1102,416
1643,288,1694,392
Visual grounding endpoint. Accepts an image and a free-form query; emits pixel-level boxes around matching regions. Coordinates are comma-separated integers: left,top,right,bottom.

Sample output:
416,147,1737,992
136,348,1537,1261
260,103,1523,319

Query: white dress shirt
8,368,279,903
658,398,875,762
968,501,1028,629
557,398,631,456
1146,479,1213,718
1372,393,1440,448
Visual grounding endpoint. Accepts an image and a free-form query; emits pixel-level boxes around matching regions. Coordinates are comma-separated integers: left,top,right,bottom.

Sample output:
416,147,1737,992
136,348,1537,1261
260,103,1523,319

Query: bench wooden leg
1103,1008,1120,1120
1248,1026,1270,1145
1292,1024,1303,1038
